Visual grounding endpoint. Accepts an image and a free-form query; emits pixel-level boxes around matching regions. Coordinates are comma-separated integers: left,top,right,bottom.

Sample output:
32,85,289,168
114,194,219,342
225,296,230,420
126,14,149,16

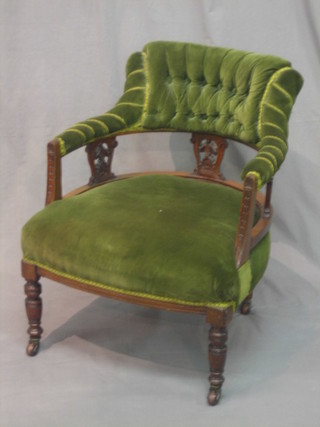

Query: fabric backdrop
1,1,319,426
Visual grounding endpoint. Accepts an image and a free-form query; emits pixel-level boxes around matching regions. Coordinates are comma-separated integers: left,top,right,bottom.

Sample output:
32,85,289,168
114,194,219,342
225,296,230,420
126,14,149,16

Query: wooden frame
23,131,272,405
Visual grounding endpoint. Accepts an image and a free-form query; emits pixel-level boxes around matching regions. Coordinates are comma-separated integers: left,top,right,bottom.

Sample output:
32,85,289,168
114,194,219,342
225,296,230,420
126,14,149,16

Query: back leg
240,291,253,315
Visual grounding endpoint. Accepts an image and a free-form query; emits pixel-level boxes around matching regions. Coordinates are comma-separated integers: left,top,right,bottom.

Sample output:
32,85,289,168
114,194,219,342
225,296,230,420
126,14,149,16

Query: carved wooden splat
86,137,118,186
191,133,228,180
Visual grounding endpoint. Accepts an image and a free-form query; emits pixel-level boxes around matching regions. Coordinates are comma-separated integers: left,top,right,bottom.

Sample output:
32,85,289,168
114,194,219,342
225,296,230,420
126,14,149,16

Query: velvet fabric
22,41,302,311
56,51,146,156
55,41,303,187
22,175,270,308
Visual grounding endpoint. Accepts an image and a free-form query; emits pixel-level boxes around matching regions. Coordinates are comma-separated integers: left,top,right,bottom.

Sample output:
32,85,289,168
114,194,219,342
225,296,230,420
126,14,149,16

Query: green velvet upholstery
57,51,146,156
22,42,303,312
55,41,303,188
21,42,304,404
22,175,270,309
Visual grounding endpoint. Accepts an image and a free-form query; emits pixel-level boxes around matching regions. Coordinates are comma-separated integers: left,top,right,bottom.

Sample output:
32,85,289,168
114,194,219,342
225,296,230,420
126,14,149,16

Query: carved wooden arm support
45,137,118,206
46,140,62,206
234,174,257,268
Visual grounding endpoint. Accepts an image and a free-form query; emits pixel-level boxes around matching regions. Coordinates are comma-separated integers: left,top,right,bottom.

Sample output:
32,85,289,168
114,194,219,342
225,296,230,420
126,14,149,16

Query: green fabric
142,42,289,141
55,41,302,187
237,261,252,305
56,51,146,156
22,175,270,307
142,42,302,187
241,66,303,185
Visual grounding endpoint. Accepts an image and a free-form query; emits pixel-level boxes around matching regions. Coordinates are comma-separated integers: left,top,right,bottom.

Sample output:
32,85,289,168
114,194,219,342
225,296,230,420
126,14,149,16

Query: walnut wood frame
23,131,273,405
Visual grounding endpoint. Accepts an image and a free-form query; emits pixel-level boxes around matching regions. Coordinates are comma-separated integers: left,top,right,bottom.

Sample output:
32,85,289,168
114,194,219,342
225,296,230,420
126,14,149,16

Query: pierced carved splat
86,137,118,186
191,133,228,180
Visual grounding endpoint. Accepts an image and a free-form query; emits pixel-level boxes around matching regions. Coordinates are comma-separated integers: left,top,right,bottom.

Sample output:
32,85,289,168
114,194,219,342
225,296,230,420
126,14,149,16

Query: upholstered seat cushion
21,175,270,308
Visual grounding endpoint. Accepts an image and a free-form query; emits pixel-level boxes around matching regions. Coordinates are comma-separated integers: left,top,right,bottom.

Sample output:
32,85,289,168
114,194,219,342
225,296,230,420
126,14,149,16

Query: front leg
206,307,233,406
207,326,228,405
22,262,43,356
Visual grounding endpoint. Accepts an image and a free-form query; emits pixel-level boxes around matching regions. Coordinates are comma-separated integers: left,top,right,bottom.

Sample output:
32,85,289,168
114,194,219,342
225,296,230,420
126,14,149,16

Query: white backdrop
1,1,319,426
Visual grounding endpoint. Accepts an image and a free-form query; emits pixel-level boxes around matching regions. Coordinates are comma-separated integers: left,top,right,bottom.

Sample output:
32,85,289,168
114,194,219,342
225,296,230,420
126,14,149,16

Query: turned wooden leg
206,307,233,406
240,291,253,315
22,262,43,356
25,280,43,356
208,326,228,405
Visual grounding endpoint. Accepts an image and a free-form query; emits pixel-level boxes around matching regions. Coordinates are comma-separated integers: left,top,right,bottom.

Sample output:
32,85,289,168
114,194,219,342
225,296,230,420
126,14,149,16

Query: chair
21,41,303,405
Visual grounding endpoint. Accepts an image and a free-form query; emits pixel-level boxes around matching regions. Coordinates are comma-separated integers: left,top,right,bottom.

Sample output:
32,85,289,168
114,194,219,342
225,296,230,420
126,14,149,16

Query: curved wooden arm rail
21,41,302,406
45,134,271,261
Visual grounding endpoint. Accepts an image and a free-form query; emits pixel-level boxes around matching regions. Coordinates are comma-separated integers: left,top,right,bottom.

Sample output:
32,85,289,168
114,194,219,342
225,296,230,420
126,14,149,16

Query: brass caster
240,292,252,315
26,340,40,356
207,388,221,406
240,301,251,315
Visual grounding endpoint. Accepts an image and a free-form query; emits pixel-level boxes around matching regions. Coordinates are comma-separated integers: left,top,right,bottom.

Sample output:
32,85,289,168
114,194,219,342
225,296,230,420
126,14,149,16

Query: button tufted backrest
142,41,291,144
55,41,302,188
140,41,303,187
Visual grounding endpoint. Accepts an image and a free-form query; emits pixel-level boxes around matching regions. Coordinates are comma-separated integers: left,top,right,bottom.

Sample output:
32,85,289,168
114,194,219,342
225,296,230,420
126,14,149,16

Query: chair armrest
53,52,146,157
240,66,303,189
45,135,119,205
240,136,287,190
